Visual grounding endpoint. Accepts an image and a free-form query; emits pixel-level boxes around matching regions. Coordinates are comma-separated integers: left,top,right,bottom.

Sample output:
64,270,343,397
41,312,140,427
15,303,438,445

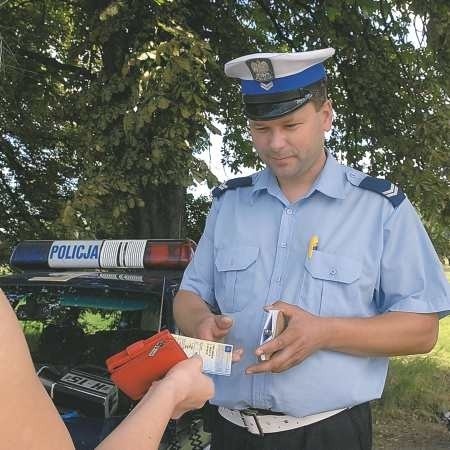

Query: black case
38,366,119,418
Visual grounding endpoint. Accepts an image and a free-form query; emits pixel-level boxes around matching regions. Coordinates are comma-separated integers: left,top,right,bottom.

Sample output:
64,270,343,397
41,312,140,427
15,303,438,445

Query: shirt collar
251,168,285,204
251,152,346,202
312,152,346,200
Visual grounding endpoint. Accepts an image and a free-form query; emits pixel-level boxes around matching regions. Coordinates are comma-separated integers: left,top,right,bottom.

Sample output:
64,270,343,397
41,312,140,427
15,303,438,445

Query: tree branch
16,48,95,80
254,0,297,49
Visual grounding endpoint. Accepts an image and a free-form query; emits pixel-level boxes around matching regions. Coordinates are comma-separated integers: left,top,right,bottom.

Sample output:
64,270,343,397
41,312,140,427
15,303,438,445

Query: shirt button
276,276,281,283
286,208,293,215
350,173,356,178
329,268,337,276
280,242,287,248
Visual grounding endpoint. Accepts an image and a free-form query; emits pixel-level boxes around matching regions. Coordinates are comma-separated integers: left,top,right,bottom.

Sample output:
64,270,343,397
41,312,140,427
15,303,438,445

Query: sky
189,126,255,197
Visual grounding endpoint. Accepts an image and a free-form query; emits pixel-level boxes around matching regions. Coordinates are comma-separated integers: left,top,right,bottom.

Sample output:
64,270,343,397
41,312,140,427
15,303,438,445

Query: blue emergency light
10,239,196,270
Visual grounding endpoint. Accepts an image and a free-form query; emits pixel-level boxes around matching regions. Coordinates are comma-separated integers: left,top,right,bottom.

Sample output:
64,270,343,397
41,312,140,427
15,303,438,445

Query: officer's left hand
245,301,326,374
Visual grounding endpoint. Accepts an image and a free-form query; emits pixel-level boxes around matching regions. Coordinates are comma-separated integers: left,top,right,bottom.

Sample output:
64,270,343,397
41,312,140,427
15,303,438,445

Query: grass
375,319,450,417
373,331,450,449
373,267,450,448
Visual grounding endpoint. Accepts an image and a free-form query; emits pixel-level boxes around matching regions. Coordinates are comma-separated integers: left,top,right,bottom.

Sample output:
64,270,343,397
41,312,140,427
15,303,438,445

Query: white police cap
225,48,335,120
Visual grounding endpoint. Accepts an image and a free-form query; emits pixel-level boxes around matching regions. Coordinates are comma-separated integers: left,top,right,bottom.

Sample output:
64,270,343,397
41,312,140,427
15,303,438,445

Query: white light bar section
100,240,147,268
48,240,102,268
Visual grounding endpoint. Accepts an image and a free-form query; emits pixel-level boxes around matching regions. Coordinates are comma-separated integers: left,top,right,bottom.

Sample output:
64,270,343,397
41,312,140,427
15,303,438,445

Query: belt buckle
240,408,264,436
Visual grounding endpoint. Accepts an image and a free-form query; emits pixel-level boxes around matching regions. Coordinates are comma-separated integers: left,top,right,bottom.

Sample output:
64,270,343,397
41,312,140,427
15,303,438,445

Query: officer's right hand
196,314,243,362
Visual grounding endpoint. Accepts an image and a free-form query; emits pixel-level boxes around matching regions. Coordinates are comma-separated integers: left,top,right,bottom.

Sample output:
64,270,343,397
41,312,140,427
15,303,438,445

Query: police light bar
10,239,196,270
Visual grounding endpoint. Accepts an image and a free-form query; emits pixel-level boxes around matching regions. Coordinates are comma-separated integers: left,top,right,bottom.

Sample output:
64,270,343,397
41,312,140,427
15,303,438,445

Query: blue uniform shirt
180,154,450,417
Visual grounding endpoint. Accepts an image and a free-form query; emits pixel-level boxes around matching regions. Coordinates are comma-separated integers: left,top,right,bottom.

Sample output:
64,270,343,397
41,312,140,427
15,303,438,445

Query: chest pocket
298,251,362,316
214,245,259,312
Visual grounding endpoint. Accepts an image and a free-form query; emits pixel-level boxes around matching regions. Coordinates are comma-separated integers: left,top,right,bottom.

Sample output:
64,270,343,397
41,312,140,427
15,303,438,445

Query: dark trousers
209,403,372,450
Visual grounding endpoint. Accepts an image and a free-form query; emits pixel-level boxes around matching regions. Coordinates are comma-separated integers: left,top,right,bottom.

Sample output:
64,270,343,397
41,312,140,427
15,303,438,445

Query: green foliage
21,321,44,354
185,193,211,243
0,1,448,258
78,310,120,335
69,5,220,236
0,265,11,275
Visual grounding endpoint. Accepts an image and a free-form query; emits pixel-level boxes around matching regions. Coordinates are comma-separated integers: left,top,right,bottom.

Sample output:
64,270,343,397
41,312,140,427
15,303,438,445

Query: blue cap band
241,63,326,96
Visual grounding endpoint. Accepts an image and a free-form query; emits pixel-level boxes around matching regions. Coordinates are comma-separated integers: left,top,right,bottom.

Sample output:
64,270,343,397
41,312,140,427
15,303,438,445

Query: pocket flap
215,246,259,272
305,251,361,283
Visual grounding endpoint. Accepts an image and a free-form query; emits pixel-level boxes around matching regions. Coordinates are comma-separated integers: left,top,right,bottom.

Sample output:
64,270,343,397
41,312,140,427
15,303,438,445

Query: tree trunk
132,185,186,239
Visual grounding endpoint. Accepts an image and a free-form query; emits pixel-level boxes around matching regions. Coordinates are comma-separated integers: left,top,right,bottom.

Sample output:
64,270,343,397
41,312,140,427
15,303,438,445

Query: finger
198,327,229,342
232,347,244,362
264,300,289,311
246,348,300,374
255,333,288,358
197,329,216,341
269,345,311,373
188,354,204,368
264,301,299,318
213,326,232,340
245,359,274,374
215,315,234,330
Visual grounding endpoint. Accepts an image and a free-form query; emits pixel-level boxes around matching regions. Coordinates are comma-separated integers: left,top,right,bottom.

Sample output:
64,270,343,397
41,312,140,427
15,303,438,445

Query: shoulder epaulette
212,176,253,198
357,175,405,207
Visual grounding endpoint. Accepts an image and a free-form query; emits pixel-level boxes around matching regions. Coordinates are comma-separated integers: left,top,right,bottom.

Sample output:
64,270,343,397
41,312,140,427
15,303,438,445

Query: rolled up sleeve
180,200,219,309
376,199,450,317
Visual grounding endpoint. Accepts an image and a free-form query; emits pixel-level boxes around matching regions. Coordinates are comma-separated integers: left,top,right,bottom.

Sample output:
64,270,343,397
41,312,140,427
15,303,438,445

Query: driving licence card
172,334,233,376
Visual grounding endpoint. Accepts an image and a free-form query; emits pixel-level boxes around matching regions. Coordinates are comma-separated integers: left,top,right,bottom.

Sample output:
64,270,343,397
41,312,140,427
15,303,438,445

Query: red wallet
105,329,187,400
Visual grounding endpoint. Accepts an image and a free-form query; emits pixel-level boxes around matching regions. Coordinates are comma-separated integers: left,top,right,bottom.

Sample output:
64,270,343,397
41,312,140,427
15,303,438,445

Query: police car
0,239,210,450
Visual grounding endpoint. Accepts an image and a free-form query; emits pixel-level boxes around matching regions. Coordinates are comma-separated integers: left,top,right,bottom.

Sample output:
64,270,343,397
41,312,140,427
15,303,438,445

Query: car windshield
8,289,162,370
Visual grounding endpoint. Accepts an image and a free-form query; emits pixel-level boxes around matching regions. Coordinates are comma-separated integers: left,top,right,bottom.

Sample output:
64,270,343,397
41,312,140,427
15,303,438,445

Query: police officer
173,48,450,450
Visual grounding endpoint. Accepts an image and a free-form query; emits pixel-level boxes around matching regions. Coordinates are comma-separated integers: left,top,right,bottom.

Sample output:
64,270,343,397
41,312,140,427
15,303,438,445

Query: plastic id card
172,334,233,376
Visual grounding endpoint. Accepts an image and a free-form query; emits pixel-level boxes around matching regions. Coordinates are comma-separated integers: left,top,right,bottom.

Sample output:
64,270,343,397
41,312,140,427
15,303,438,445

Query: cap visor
245,95,312,121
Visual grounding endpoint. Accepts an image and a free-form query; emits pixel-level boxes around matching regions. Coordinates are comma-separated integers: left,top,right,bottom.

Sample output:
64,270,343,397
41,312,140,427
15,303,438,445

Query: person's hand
246,301,327,374
195,314,244,362
153,356,214,419
195,313,233,341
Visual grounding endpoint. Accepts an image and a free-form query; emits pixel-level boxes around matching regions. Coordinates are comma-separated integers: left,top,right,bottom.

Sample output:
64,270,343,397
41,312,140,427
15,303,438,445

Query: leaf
180,106,191,118
176,57,191,71
158,97,170,109
137,52,151,61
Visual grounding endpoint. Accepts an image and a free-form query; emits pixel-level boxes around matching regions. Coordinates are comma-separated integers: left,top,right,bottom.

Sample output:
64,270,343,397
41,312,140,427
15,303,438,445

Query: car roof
0,269,184,295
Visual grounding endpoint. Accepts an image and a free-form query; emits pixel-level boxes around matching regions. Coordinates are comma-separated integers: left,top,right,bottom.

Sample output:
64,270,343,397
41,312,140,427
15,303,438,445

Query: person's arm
324,310,438,355
96,356,214,450
0,290,75,450
246,302,438,374
172,196,245,361
173,290,233,340
248,197,447,374
0,290,214,450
